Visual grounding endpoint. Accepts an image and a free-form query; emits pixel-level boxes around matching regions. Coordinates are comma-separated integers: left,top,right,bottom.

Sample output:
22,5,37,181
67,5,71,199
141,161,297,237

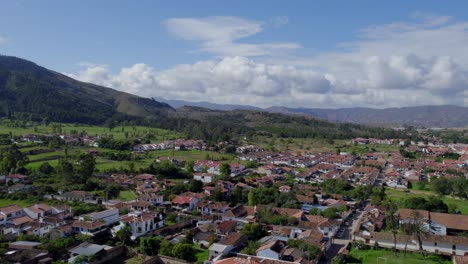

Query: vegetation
346,247,451,264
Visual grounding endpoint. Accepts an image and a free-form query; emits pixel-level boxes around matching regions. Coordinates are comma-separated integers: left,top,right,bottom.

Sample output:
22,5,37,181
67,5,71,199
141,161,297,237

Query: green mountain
0,55,410,141
0,55,174,124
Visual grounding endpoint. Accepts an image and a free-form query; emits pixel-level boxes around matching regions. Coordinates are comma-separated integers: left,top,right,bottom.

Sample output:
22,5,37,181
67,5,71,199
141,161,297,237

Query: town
0,125,467,264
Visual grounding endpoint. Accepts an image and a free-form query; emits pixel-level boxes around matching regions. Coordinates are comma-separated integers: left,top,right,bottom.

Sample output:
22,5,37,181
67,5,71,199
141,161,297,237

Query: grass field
0,199,35,207
193,244,209,263
385,187,468,215
346,248,452,264
118,190,137,201
0,123,184,141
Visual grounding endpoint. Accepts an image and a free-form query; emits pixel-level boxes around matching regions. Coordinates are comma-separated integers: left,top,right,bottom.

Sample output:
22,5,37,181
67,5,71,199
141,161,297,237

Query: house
119,211,164,240
310,215,340,238
209,232,248,260
216,220,238,236
360,231,468,256
279,185,291,193
72,220,108,236
79,209,119,225
60,191,94,202
193,232,217,247
256,240,287,260
197,201,230,215
194,173,215,184
6,174,29,183
68,242,113,263
0,205,24,225
137,193,164,206
172,195,199,211
222,205,257,222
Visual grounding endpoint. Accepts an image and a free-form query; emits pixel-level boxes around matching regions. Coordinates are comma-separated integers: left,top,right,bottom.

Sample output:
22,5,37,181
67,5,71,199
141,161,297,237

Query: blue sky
1,1,468,108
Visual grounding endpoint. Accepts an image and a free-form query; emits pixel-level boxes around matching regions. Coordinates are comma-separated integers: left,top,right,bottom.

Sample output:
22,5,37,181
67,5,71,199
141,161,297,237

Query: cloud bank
67,14,468,108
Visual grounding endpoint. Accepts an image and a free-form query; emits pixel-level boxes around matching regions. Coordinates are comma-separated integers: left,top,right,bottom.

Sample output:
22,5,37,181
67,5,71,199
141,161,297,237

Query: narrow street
319,206,366,263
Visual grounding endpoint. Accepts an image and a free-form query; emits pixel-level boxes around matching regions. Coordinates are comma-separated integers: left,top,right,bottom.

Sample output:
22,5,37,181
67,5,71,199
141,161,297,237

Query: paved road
319,207,366,263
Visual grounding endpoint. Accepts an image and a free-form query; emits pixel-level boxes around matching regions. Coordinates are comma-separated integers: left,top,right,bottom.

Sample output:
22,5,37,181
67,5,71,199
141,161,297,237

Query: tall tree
384,200,400,256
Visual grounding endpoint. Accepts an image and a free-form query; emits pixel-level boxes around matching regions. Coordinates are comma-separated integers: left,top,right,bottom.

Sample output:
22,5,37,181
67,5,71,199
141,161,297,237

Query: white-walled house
256,240,287,260
0,205,24,225
120,211,164,240
79,209,119,225
356,232,468,256
193,173,215,184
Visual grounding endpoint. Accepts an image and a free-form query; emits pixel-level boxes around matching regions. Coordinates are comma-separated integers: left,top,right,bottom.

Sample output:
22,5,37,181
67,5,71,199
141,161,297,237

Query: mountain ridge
0,55,174,123
158,97,467,128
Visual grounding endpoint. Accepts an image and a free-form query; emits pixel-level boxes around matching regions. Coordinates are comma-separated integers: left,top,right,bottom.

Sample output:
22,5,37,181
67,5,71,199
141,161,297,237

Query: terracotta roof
0,205,23,214
219,232,247,246
13,216,34,226
36,203,52,212
72,220,106,229
430,212,468,231
26,206,42,214
398,209,430,220
217,220,237,233
172,195,193,205
120,212,158,224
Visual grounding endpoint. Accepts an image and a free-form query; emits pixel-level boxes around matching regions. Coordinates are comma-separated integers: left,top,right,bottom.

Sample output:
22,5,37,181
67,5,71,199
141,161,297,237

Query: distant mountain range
157,98,468,128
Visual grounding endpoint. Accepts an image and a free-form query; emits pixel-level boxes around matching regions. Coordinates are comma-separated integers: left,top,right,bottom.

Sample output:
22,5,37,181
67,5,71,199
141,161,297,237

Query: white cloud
164,16,300,57
271,16,289,28
67,13,468,108
0,36,8,45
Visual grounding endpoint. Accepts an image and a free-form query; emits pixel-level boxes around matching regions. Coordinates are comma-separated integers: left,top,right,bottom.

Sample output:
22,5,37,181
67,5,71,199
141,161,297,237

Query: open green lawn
27,150,65,162
0,199,35,207
385,187,468,215
0,123,184,141
346,248,452,264
193,244,209,263
149,149,237,162
118,190,137,201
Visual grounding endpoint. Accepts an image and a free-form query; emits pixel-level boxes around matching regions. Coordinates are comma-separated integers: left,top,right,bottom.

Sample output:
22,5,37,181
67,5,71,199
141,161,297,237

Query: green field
346,248,452,264
118,190,137,201
0,123,183,141
193,244,209,263
0,199,35,207
385,187,468,215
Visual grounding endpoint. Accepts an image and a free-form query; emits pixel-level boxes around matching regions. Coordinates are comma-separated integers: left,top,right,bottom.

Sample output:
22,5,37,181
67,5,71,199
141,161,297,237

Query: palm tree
384,200,400,256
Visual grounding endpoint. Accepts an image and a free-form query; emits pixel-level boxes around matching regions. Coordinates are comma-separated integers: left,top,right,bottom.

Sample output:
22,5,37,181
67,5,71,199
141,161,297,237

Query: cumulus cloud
67,13,468,108
164,16,300,57
66,57,332,107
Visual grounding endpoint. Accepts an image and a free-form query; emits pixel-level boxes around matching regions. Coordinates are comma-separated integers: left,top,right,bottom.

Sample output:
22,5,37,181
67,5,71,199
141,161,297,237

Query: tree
241,223,267,240
116,225,132,246
384,200,400,256
171,243,196,262
159,240,174,256
432,177,452,195
38,162,54,175
185,160,195,173
405,211,429,259
140,236,161,256
188,180,203,193
74,153,96,184
322,208,339,219
219,163,231,177
241,241,260,255
0,145,28,174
